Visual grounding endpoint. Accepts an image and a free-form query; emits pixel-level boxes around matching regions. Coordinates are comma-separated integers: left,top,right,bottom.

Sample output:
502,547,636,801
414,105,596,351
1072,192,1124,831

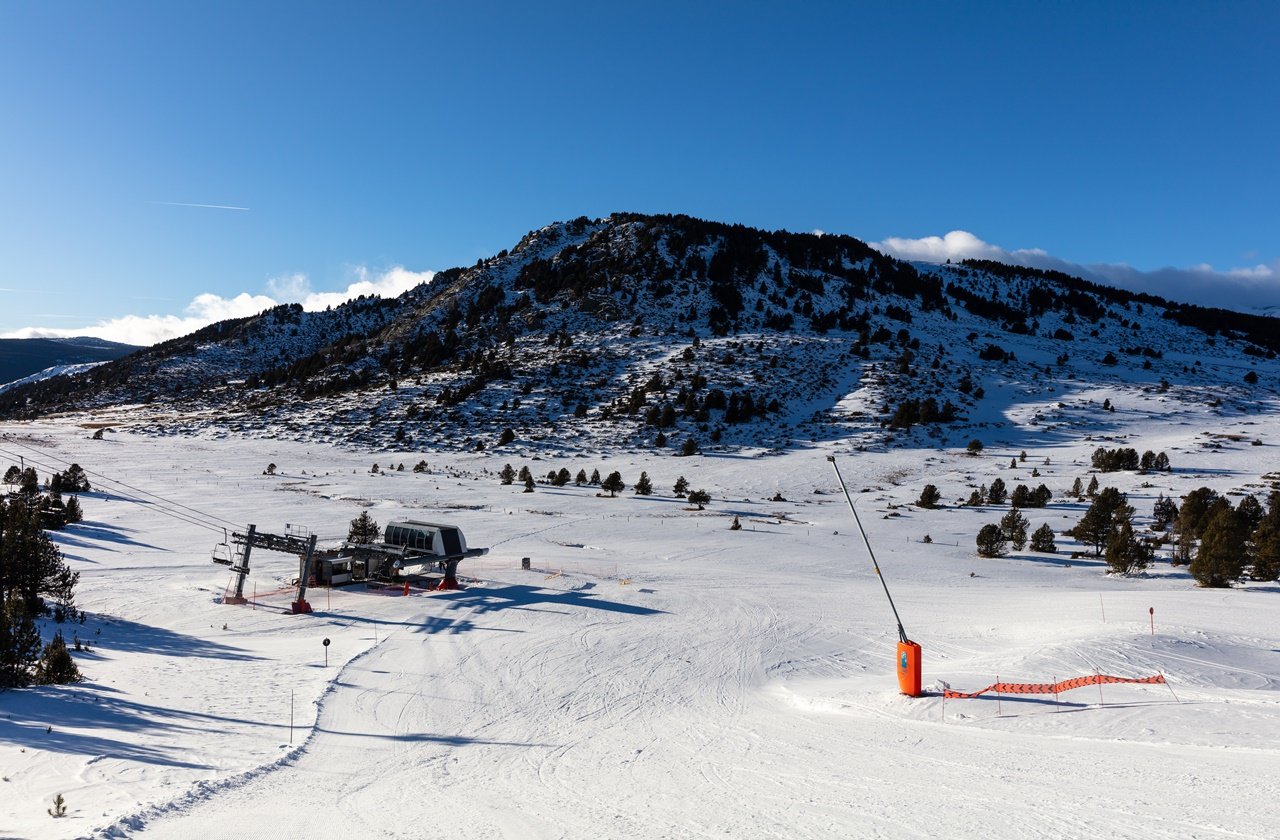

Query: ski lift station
214,519,488,613
305,519,488,591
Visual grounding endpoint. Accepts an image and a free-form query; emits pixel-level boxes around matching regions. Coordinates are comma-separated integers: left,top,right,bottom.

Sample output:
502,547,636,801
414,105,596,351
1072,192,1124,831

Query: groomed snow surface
2,412,1278,839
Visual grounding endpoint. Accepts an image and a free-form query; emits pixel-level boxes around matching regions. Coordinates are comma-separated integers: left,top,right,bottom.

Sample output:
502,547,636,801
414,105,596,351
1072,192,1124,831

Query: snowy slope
0,362,107,394
4,214,1277,458
1,405,1278,839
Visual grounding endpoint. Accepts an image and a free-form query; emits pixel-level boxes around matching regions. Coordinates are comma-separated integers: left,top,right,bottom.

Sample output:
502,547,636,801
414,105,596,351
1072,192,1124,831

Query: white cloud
870,231,1280,314
269,266,434,311
1,266,434,346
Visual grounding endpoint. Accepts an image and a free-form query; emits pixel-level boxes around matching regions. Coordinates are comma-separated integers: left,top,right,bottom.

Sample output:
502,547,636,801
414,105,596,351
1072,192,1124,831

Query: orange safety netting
943,673,1166,700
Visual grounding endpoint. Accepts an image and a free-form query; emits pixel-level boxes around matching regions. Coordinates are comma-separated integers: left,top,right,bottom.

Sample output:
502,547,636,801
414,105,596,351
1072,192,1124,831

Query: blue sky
2,1,1277,343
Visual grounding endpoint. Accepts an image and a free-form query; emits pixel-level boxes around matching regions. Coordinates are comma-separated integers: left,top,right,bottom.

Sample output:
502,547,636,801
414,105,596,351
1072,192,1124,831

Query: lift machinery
219,524,320,614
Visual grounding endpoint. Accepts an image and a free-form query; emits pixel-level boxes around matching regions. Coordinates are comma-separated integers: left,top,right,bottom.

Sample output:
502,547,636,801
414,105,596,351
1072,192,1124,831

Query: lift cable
0,437,244,532
0,444,234,536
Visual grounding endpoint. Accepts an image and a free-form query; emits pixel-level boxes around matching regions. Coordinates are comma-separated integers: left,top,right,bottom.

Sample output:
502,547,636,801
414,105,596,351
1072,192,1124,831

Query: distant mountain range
1,213,1275,452
0,337,139,391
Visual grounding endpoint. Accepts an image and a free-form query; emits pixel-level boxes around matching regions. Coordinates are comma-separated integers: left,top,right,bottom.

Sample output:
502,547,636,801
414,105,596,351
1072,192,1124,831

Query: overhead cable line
0,444,234,536
0,437,244,531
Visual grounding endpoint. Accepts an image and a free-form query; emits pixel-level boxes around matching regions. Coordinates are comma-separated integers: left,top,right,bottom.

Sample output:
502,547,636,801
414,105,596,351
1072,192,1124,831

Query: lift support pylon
223,524,319,614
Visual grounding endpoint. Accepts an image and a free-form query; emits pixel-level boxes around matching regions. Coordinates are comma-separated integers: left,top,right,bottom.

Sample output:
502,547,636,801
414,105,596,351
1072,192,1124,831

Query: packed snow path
125,575,1276,840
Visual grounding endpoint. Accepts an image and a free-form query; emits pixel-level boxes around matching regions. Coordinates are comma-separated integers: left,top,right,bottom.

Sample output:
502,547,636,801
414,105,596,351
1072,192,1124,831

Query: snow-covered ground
1,409,1278,839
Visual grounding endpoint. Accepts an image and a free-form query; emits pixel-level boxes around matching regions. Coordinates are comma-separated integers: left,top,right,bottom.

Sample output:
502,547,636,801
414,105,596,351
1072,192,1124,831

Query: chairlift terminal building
303,519,487,590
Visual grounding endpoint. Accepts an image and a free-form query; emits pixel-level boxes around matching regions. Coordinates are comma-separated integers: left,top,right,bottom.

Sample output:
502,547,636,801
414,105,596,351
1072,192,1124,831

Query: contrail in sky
150,201,250,211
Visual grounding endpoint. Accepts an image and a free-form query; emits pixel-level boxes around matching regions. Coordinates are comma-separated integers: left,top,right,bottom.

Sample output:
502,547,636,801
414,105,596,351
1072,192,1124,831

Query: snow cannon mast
826,456,922,697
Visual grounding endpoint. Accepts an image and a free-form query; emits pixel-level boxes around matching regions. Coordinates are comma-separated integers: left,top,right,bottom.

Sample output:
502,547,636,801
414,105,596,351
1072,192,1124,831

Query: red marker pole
1149,607,1154,636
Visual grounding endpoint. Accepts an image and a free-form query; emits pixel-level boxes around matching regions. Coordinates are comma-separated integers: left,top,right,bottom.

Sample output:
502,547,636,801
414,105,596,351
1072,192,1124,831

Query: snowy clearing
1,416,1278,839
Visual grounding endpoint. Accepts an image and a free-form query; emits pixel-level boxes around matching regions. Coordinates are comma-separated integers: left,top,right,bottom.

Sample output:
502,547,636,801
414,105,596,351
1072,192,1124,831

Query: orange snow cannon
829,456,925,699
897,640,922,697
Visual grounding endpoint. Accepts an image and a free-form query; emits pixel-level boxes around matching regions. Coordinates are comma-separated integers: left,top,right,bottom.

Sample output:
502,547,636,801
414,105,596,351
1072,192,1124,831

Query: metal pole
232,524,255,600
827,456,908,644
295,534,319,609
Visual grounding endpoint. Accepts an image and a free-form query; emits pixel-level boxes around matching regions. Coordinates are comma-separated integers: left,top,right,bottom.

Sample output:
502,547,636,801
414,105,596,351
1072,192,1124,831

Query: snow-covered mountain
0,361,109,394
0,337,138,390
2,213,1275,453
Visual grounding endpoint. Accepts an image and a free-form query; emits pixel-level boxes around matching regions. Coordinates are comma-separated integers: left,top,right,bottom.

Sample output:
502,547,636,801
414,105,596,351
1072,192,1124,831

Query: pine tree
1072,487,1127,556
1174,487,1219,564
37,632,81,685
1030,523,1057,553
673,476,689,497
601,472,625,497
1086,475,1099,497
0,599,41,688
554,468,571,487
575,469,588,486
589,469,601,486
987,478,1008,505
1070,477,1083,499
681,438,698,457
1191,505,1246,587
1151,493,1178,530
523,474,535,493
59,464,90,492
976,524,1007,557
687,489,711,510
347,511,380,544
499,464,516,485
1237,495,1264,533
1251,509,1280,582
1104,513,1152,576
63,496,83,525
1,499,78,617
916,484,941,509
634,472,653,495
1010,484,1031,508
518,466,533,484
999,509,1029,550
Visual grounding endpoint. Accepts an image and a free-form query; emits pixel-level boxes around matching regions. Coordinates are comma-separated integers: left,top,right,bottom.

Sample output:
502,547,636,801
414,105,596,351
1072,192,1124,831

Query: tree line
1,464,86,688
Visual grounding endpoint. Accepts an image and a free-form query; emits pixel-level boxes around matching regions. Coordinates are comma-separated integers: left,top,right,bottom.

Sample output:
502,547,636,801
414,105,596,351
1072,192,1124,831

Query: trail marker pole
1099,593,1106,623
1149,606,1154,636
323,637,330,667
995,675,1002,717
290,690,294,744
